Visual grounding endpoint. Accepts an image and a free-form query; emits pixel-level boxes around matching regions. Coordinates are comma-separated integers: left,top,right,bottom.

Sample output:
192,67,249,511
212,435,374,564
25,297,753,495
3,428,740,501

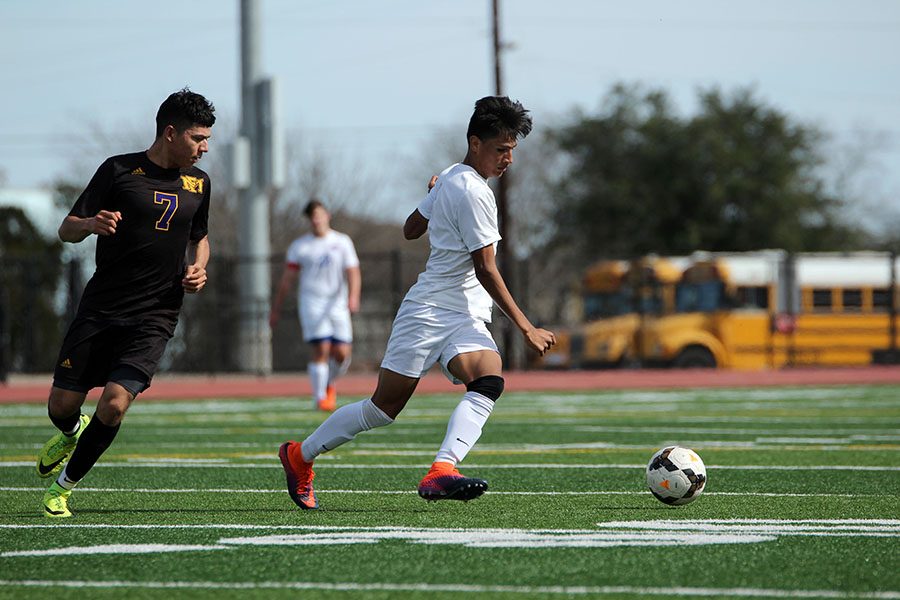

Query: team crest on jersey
180,175,204,194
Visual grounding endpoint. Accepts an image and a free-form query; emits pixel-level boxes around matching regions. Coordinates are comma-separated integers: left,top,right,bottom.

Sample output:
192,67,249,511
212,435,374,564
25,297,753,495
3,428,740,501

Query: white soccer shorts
299,299,353,343
380,300,499,383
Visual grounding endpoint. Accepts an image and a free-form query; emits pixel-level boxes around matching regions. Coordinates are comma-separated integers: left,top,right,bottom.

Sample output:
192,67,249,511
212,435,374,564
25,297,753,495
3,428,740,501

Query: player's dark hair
466,96,532,142
155,88,216,138
304,199,326,218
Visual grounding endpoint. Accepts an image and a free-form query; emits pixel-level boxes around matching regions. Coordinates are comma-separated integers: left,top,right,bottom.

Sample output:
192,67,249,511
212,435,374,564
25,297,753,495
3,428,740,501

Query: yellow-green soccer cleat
42,482,73,518
36,414,90,478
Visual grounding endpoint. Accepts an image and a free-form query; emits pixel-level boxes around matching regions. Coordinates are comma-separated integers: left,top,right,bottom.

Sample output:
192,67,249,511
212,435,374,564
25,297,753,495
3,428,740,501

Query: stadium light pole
236,0,273,374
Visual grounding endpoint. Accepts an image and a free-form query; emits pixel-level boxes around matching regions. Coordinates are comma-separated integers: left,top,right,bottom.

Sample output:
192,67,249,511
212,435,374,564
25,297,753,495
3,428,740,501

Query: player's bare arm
402,175,438,240
182,235,210,294
58,210,122,243
346,266,362,313
471,244,556,355
403,209,429,240
270,265,300,327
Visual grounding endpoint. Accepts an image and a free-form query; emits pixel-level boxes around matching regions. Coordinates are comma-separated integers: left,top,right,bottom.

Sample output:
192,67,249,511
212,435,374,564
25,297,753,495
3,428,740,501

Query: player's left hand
182,265,207,293
524,327,556,356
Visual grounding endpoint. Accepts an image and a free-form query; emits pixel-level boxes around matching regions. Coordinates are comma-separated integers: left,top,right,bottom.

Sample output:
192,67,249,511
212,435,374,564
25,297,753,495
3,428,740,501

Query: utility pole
491,0,522,369
235,0,276,374
492,0,504,97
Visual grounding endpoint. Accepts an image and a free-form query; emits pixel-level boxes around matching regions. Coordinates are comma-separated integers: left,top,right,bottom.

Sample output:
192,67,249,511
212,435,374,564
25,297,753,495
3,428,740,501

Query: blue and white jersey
285,230,359,308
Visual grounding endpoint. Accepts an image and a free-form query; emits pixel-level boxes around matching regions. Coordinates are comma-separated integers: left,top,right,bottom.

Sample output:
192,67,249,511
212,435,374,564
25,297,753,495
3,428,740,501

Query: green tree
0,207,64,372
550,85,865,259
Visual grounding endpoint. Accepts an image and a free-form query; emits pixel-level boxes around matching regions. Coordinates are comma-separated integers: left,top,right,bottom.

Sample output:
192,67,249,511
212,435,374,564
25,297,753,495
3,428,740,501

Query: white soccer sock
308,362,329,404
55,465,79,490
433,391,495,466
327,356,351,385
301,398,394,462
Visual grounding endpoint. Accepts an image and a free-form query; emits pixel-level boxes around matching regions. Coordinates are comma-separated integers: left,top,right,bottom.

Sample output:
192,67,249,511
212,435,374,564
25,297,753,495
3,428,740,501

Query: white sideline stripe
7,441,900,455
4,521,896,555
2,519,898,530
1,544,227,557
0,486,880,498
600,521,900,534
2,460,899,471
0,580,896,598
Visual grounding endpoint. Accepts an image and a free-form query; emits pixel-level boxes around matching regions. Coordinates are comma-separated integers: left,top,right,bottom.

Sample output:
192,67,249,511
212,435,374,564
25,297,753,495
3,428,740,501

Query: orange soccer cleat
278,441,318,510
318,385,337,412
417,461,488,502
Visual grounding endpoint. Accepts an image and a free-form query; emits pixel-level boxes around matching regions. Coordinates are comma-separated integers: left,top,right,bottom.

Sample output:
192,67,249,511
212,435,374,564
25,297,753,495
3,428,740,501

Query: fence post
0,282,7,384
890,251,897,359
391,249,403,315
66,258,83,325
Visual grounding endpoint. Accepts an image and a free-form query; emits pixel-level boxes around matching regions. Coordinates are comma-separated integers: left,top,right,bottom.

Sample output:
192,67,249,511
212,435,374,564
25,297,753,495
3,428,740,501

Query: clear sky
1,1,898,226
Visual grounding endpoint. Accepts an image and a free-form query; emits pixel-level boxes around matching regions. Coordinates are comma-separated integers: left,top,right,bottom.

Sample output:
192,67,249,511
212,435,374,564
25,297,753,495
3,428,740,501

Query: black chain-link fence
172,251,419,373
1,250,548,379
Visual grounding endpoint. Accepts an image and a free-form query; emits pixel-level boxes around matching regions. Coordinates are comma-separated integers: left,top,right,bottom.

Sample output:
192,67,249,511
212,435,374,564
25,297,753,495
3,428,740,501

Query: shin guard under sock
62,413,121,483
49,408,81,436
301,398,393,462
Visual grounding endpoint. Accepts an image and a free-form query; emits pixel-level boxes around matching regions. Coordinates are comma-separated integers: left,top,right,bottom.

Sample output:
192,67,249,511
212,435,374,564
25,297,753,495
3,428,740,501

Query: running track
2,367,900,403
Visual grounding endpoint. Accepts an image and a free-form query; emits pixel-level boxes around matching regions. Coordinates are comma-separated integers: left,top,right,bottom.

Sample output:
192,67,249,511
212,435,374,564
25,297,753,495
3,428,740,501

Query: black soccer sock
49,408,82,435
62,413,121,483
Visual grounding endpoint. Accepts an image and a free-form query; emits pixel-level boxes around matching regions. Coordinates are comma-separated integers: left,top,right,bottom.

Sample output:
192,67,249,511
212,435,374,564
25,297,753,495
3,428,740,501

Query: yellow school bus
639,251,900,369
545,256,687,368
790,252,900,365
540,260,628,369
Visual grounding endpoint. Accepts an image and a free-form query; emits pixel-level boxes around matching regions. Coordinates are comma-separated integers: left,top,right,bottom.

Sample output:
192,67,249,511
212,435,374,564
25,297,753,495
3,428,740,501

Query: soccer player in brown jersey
36,88,216,518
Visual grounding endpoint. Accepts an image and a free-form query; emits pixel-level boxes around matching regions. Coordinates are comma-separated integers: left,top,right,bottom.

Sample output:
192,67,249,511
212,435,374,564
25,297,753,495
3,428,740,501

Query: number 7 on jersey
154,192,179,231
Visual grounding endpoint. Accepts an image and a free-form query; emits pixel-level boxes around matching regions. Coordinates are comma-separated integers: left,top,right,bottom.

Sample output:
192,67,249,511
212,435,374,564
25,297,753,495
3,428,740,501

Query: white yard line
2,520,898,531
5,439,899,453
0,579,896,598
2,460,898,471
0,486,882,498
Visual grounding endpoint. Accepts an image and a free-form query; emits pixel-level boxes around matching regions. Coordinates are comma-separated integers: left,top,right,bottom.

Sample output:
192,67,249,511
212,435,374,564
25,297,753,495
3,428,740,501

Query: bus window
676,281,724,313
736,286,769,309
842,289,862,312
812,289,833,312
638,293,663,315
873,288,892,312
583,291,631,320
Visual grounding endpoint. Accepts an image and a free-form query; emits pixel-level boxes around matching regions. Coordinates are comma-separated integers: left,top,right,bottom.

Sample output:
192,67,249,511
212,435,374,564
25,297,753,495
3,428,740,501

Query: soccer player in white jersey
270,199,361,411
278,96,555,509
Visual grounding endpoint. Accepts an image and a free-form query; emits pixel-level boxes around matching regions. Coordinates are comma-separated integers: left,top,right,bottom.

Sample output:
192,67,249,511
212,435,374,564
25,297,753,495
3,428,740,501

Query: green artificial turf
0,384,897,599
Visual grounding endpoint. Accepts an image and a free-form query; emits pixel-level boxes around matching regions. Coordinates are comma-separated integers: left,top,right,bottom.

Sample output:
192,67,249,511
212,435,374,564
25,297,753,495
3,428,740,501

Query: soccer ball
646,446,707,506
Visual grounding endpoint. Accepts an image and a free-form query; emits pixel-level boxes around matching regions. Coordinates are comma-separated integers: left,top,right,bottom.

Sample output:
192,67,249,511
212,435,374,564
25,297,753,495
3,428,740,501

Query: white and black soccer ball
646,446,707,506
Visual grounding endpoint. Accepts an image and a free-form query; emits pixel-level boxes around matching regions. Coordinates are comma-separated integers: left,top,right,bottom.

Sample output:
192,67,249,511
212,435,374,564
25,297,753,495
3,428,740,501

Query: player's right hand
524,327,556,356
91,210,122,236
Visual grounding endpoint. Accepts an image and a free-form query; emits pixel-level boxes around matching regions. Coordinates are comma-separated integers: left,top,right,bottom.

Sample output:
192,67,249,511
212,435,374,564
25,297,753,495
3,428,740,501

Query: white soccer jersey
404,163,501,322
285,230,360,308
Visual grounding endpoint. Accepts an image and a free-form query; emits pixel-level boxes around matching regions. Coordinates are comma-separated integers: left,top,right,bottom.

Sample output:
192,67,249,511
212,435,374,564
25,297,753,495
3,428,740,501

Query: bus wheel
673,346,716,369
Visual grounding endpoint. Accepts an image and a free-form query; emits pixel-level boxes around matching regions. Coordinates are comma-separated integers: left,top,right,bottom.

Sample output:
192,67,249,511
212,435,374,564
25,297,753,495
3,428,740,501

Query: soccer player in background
270,200,361,411
279,96,555,509
35,88,216,518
